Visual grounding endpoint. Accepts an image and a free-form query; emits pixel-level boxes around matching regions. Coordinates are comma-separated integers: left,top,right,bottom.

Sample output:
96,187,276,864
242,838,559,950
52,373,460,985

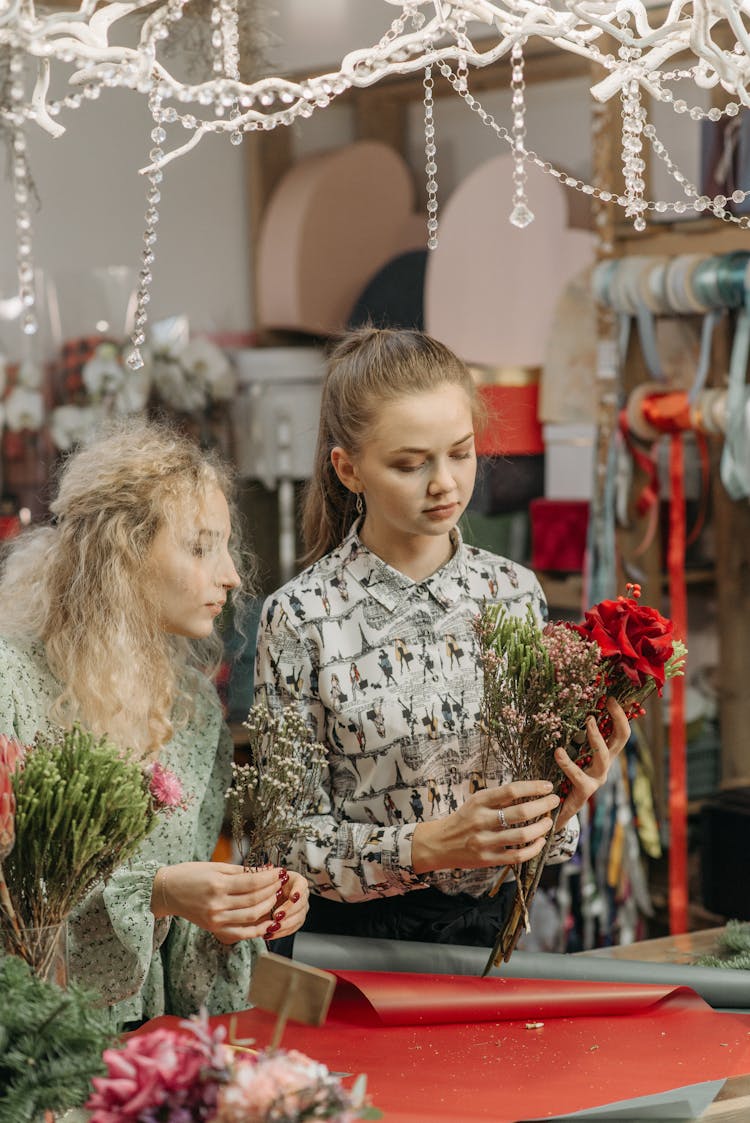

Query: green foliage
696,919,750,970
0,955,117,1123
476,602,601,782
4,724,157,933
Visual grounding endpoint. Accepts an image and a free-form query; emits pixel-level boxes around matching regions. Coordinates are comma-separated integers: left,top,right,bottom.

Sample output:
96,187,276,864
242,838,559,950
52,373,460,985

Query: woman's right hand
410,781,560,874
151,862,288,944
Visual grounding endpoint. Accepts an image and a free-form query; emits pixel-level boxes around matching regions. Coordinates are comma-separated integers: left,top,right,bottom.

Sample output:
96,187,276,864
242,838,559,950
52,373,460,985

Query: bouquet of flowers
86,1013,380,1122
0,725,186,980
226,704,326,869
477,584,687,973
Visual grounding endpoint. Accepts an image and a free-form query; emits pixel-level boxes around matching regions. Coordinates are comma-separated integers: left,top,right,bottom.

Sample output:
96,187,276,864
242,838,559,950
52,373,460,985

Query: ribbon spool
625,382,727,442
698,387,728,436
720,257,750,502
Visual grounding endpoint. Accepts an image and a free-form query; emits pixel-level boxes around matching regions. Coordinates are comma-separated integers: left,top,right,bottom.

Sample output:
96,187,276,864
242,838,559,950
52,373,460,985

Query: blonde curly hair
0,417,251,757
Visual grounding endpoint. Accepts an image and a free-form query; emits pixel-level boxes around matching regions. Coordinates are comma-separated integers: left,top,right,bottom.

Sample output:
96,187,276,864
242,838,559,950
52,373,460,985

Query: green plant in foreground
1,725,163,964
0,955,117,1123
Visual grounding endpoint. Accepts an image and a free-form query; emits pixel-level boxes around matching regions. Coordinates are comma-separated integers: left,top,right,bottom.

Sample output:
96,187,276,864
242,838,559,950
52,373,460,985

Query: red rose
570,596,675,690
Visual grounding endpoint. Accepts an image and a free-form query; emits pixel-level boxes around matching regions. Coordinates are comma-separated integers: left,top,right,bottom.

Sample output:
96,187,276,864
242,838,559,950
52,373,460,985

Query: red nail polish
269,922,281,934
264,926,274,939
274,910,286,920
290,891,301,903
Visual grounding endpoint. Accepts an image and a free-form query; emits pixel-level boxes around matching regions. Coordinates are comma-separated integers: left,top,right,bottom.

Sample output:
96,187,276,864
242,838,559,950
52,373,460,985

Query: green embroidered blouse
0,635,261,1027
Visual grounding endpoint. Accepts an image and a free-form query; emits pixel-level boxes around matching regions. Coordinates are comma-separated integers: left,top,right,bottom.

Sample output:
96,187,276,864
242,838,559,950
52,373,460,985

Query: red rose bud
0,734,25,775
0,734,25,862
0,770,15,862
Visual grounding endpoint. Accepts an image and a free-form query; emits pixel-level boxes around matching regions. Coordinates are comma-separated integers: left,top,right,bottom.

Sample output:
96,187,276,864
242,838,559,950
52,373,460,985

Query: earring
355,493,364,517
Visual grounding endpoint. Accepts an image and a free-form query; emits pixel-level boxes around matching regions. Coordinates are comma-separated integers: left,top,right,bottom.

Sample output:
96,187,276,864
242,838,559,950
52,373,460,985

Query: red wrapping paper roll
140,972,750,1123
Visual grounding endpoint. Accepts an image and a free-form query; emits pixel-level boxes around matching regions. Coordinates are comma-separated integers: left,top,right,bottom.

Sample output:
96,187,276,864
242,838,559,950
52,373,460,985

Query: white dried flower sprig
226,703,327,868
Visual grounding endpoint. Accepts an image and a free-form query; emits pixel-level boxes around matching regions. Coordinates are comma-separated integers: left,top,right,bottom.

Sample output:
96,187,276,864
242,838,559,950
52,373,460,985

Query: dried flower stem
227,703,326,869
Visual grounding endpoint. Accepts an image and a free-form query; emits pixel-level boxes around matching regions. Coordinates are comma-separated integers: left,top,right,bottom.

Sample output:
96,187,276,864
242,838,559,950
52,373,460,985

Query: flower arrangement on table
0,725,186,981
49,315,237,452
476,583,687,972
226,703,327,870
86,1013,380,1122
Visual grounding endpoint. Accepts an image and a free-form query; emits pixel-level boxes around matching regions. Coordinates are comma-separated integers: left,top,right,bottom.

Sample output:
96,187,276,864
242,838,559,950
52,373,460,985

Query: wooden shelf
537,572,584,611
614,215,750,256
538,567,716,614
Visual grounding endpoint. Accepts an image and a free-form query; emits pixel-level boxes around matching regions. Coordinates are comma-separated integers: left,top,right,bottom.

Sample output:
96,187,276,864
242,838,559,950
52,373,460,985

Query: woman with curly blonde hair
0,417,308,1025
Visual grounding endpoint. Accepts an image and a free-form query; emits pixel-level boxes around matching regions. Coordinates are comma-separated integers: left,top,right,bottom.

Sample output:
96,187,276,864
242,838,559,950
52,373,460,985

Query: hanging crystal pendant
509,202,535,228
423,63,438,250
509,41,534,228
9,52,38,337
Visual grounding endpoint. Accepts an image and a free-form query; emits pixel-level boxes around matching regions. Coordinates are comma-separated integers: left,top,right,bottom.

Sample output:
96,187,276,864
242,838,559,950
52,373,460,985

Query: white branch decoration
2,2,749,149
2,0,750,356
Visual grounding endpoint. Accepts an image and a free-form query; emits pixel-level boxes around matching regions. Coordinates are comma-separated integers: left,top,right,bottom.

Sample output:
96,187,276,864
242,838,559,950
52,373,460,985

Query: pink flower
215,1049,356,1123
0,734,25,862
0,734,25,775
86,1027,218,1122
146,761,185,810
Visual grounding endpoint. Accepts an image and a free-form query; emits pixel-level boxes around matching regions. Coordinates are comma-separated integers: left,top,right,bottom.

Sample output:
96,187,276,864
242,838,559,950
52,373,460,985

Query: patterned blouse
0,635,261,1027
254,523,579,903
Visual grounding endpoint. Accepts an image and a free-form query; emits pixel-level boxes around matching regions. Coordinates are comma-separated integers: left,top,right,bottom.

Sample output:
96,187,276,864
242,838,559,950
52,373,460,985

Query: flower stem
482,802,563,976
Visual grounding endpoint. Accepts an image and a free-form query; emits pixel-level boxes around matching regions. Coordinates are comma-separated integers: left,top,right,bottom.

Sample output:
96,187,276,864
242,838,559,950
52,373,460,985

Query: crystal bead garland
618,13,647,233
509,41,533,229
437,56,750,230
212,0,242,144
9,51,37,337
423,63,438,251
127,88,163,371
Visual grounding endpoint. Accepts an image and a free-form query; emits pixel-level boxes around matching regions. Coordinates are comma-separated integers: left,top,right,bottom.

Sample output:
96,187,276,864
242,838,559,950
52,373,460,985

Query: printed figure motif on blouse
255,526,579,902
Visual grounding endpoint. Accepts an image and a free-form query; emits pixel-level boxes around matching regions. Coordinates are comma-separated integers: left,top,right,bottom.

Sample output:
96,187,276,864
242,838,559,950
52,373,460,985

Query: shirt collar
339,521,470,614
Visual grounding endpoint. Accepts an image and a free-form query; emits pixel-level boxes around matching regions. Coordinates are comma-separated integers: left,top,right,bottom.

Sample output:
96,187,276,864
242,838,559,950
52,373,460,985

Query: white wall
0,1,709,360
0,87,252,347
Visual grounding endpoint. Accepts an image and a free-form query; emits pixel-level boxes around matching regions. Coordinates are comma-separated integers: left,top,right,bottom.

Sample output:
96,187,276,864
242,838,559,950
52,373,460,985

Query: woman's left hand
262,870,310,941
554,697,631,830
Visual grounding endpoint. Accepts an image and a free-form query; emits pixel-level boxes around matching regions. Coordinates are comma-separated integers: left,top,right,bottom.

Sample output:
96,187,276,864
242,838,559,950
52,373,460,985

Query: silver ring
497,807,508,829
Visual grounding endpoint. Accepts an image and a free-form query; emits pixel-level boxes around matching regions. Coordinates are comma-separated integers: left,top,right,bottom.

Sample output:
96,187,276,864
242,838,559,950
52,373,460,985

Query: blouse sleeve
70,715,262,1021
68,860,173,1013
158,720,262,1018
254,602,428,903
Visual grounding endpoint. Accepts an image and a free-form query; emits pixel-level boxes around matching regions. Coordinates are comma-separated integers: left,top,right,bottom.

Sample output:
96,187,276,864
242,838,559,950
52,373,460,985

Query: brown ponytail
300,327,483,564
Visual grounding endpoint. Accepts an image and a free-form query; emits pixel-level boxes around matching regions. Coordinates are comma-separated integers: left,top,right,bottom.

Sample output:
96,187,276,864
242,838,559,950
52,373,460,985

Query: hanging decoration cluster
3,0,750,363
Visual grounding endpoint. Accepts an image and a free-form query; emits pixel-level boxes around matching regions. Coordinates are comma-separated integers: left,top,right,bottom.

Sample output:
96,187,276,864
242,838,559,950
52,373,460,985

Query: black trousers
300,882,516,947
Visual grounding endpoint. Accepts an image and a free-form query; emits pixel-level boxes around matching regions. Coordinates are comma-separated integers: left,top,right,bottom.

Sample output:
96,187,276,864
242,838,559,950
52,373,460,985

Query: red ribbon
620,388,708,934
668,435,688,934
